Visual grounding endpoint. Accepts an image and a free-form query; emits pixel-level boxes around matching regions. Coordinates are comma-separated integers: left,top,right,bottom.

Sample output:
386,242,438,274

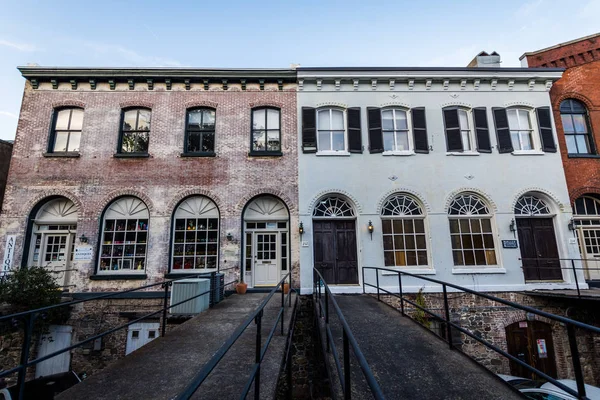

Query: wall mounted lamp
79,234,88,244
299,222,304,237
509,219,516,238
226,233,233,241
568,219,575,231
367,220,374,240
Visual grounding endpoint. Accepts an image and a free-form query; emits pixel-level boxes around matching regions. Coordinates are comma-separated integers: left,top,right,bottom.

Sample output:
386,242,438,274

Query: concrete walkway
58,292,295,400
324,295,522,400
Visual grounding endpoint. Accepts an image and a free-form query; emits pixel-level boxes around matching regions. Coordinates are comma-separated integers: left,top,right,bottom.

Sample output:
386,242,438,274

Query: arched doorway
243,195,289,287
27,197,78,287
573,194,600,281
514,194,562,281
505,320,557,379
312,195,358,284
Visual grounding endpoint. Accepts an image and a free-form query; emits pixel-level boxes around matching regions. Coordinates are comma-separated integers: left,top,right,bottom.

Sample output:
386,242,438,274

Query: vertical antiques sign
2,235,16,276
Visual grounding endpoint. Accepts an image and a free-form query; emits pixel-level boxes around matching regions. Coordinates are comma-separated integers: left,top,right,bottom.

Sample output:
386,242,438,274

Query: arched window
313,196,355,217
119,108,151,154
514,195,551,216
99,197,149,273
185,108,215,155
381,194,428,267
49,108,83,153
172,196,219,271
251,107,281,154
448,193,497,266
574,194,600,217
560,99,593,154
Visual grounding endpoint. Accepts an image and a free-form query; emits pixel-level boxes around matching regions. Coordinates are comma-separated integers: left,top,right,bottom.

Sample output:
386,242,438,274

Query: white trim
316,107,347,152
511,150,545,156
381,268,436,276
382,150,415,156
452,267,507,274
316,151,351,156
446,152,480,156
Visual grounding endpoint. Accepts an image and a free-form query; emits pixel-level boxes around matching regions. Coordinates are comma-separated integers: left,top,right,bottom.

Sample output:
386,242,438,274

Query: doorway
253,232,280,286
517,218,562,281
505,320,557,379
313,220,358,284
578,228,600,281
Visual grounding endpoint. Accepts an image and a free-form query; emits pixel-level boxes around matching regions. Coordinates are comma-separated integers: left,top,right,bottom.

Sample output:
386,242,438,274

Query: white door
126,322,160,355
41,233,74,288
579,228,600,280
253,232,279,286
36,325,72,378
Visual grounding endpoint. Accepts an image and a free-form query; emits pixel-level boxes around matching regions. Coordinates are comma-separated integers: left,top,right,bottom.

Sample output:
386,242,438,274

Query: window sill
180,152,216,158
248,151,283,157
567,154,600,159
382,150,415,156
511,150,545,156
165,271,217,279
381,268,436,276
315,151,351,157
452,267,506,274
43,152,80,158
113,153,150,158
446,151,480,156
90,274,148,280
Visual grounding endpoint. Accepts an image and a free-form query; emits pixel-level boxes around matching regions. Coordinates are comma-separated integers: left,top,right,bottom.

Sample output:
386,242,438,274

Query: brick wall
0,140,12,214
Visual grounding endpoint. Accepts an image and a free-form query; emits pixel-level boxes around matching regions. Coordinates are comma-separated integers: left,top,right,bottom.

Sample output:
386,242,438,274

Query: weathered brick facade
0,139,12,214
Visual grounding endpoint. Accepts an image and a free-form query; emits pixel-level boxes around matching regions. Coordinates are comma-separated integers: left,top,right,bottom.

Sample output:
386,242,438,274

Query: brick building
0,139,12,214
521,33,600,285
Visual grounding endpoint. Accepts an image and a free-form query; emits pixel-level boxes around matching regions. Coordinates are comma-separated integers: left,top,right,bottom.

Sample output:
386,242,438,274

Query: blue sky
0,0,598,140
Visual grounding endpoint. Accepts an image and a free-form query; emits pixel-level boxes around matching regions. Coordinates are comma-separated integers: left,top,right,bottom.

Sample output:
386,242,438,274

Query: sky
0,0,598,141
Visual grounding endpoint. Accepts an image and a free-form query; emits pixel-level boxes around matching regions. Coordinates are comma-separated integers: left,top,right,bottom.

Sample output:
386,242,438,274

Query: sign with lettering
2,235,16,275
502,240,518,249
537,339,548,358
74,246,93,261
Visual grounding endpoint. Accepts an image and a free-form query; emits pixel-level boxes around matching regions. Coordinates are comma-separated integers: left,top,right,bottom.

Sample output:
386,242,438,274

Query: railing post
343,329,351,400
567,324,586,399
571,259,581,299
288,273,292,307
375,269,380,302
281,279,285,336
398,272,405,316
318,277,323,317
17,314,35,400
443,284,453,350
162,281,171,338
325,285,330,352
362,267,365,294
287,345,293,400
255,309,263,400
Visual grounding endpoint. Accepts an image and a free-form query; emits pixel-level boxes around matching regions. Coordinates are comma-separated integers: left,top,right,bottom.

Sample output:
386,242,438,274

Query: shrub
412,287,431,329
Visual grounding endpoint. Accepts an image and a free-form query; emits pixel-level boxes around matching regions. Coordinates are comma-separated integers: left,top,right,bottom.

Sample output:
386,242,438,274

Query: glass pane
393,220,403,233
511,132,520,150
332,131,344,150
481,219,492,232
202,110,215,129
461,131,471,151
417,251,427,265
561,115,574,133
449,219,459,233
123,110,138,131
188,110,202,127
384,251,394,266
451,235,461,249
458,110,469,130
331,110,344,130
470,219,481,233
137,110,151,131
382,220,392,234
406,252,417,265
318,132,331,151
394,235,404,250
572,115,587,133
507,109,518,129
565,135,577,153
453,251,464,266
318,109,330,129
68,132,81,152
483,234,494,248
397,131,409,151
395,110,408,130
464,250,475,265
253,130,266,151
383,235,393,250
55,110,71,130
267,109,280,129
485,250,497,265
576,135,589,154
53,132,69,152
267,130,280,151
414,219,425,233
383,131,394,151
70,109,84,130
382,110,394,130
473,235,483,248
202,132,214,152
474,250,486,265
187,132,201,152
405,235,415,249
416,235,426,249
459,219,470,233
253,109,266,130
520,132,533,150
518,110,530,129
462,234,473,249
403,220,414,234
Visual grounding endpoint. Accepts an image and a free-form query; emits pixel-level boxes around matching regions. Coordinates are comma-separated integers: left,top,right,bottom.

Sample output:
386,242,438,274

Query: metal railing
313,268,385,400
175,272,295,400
0,272,236,400
362,266,600,400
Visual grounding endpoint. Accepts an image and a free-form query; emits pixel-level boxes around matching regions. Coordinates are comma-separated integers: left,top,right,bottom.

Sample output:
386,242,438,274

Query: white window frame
316,108,348,155
381,107,414,155
507,107,540,154
445,108,480,156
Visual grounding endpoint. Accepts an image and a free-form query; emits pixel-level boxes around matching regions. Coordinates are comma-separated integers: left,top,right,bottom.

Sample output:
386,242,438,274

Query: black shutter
367,107,383,153
536,107,557,152
492,108,514,154
473,107,491,153
443,108,463,152
411,107,429,154
347,107,362,153
301,107,317,153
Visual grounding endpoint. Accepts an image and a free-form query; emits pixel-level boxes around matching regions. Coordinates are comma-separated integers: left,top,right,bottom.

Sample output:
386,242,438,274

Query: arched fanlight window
313,196,355,217
99,197,149,273
172,196,219,271
448,193,497,266
381,194,428,267
514,195,551,216
574,195,600,216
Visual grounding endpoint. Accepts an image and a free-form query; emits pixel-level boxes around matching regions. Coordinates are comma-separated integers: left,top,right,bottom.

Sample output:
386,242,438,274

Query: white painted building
296,65,585,295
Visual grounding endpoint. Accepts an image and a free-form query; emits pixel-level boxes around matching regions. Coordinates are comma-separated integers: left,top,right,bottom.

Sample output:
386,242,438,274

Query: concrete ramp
325,295,522,400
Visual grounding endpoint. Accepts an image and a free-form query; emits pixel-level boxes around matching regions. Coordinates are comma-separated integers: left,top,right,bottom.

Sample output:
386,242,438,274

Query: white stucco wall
297,69,583,295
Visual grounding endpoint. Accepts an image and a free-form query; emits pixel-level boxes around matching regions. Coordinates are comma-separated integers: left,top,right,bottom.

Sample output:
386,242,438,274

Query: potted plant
236,280,248,294
282,282,290,294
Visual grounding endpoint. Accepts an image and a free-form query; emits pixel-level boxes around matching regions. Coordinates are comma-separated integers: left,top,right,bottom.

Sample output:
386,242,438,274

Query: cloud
0,111,18,119
0,39,37,52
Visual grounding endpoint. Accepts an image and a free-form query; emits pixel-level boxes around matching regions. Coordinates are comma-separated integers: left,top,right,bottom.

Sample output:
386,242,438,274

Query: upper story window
317,108,346,152
443,107,491,153
382,109,410,152
492,107,556,154
50,108,83,153
119,108,151,154
301,107,362,154
185,108,215,155
251,108,281,154
507,108,533,151
560,99,594,155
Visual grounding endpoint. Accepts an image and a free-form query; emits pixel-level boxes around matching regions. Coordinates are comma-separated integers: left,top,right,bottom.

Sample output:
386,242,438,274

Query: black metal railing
175,272,295,400
0,272,236,400
362,266,600,400
313,268,385,400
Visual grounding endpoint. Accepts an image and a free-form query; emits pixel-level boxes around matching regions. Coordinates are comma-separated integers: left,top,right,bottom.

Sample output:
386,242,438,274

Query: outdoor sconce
567,219,575,231
367,220,374,240
226,233,233,241
299,222,304,237
509,219,516,238
79,234,88,244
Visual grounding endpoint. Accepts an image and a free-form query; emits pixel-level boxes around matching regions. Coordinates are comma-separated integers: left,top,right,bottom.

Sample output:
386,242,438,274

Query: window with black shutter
301,107,317,153
536,107,557,153
492,108,514,154
347,107,362,153
443,108,464,152
411,108,429,154
367,107,384,153
473,107,491,153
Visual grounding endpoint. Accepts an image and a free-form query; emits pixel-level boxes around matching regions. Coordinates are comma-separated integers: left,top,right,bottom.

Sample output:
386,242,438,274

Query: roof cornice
519,32,600,60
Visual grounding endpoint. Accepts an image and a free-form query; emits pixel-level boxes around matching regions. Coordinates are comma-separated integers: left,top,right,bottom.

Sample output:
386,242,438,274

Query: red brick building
522,33,600,285
0,139,12,214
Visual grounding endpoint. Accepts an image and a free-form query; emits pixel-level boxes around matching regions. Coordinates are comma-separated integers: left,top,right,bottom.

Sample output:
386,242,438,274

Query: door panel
314,221,336,283
517,218,562,281
313,220,358,284
506,321,557,379
126,322,159,355
36,325,72,378
254,233,279,286
578,228,600,280
335,221,358,284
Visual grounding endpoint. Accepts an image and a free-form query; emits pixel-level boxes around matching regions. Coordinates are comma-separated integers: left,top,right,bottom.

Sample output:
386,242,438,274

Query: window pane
403,220,414,234
394,235,404,249
70,109,84,130
383,131,394,151
187,132,201,152
395,110,408,130
67,132,81,152
406,252,417,265
473,235,483,248
507,109,518,129
464,250,475,265
474,250,486,265
572,115,587,133
485,250,497,265
383,235,393,250
54,132,69,152
382,220,392,234
459,219,470,232
518,110,530,129
393,220,403,233
55,110,71,130
382,110,394,130
253,130,266,151
414,219,424,233
318,110,330,129
561,115,574,133
458,110,469,130
202,132,214,152
461,131,471,151
416,235,426,249
576,135,589,154
123,110,138,131
483,234,494,248
332,131,344,150
511,132,520,150
267,130,280,151
396,131,409,151
318,132,331,151
521,132,533,150
565,135,577,153
462,234,473,249
188,110,202,127
137,110,151,131
481,219,492,232
451,235,461,249
449,219,459,233
417,251,427,265
384,251,394,266
453,251,464,265
253,109,266,130
470,219,481,233
267,109,280,129
405,235,415,249
331,110,343,130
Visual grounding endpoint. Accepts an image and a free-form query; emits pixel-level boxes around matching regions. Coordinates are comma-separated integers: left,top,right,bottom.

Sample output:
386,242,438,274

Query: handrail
313,268,385,400
176,272,293,400
0,271,236,400
363,266,600,400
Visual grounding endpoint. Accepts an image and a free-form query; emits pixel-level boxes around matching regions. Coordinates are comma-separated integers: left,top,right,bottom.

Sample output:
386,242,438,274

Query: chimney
467,51,501,68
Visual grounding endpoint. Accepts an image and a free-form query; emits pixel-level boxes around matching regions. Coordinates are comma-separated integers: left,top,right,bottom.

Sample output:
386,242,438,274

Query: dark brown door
505,321,557,379
517,218,562,281
313,220,358,284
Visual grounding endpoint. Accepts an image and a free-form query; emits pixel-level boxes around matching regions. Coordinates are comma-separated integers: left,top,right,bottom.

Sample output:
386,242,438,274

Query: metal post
17,314,35,400
398,272,404,316
571,259,581,299
162,282,170,338
318,277,323,317
325,286,330,352
362,268,365,294
255,310,263,400
376,270,380,302
443,284,453,349
288,274,292,307
343,329,351,400
287,347,292,400
567,324,586,399
281,280,285,336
